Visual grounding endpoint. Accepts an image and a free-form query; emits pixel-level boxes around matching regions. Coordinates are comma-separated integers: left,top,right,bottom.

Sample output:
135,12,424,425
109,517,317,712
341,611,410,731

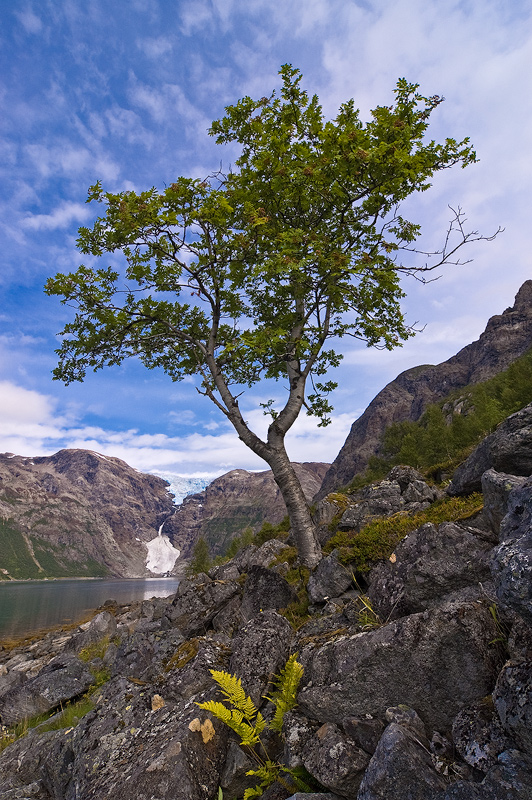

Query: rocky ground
1,406,532,799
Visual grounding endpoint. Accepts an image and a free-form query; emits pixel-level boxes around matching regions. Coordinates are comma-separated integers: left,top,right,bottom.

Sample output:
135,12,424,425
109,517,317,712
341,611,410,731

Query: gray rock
357,722,447,800
308,550,353,604
452,699,510,772
0,727,60,799
40,678,229,800
436,749,532,799
338,480,404,533
385,706,426,739
302,722,370,797
286,794,343,800
219,738,255,798
240,566,297,621
481,470,527,535
448,403,532,495
164,576,240,636
233,539,291,573
0,653,94,726
342,717,385,755
493,660,532,755
229,610,293,706
491,531,532,628
298,601,499,732
283,712,320,769
367,521,493,620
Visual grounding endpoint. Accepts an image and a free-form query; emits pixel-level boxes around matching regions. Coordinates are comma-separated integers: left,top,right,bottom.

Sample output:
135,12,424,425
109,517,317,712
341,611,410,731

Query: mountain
0,451,328,579
165,462,330,559
317,280,532,499
0,449,179,580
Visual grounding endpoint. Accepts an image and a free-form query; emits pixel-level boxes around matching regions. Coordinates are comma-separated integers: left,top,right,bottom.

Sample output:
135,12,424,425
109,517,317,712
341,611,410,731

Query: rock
491,531,532,629
0,653,94,725
448,404,532,495
298,601,499,732
367,521,493,620
39,677,229,800
229,610,293,706
436,749,532,799
307,550,354,604
452,698,510,773
233,539,291,573
384,705,426,739
65,610,117,653
337,480,404,532
240,566,297,621
357,722,447,800
493,660,532,755
342,717,385,755
481,470,527,535
163,575,240,636
302,722,370,797
219,738,255,799
0,727,60,799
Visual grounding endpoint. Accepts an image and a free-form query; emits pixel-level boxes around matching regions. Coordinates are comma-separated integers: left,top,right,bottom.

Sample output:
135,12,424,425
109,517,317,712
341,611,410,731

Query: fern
195,655,305,799
265,653,304,733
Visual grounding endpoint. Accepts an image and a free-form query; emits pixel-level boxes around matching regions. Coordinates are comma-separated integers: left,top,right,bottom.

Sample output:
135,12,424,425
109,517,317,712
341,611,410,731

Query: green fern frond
244,761,281,799
209,669,258,719
196,700,261,745
265,653,304,733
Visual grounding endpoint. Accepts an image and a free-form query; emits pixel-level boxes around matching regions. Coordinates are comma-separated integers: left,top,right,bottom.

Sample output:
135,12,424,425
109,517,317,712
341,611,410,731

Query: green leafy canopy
45,65,488,430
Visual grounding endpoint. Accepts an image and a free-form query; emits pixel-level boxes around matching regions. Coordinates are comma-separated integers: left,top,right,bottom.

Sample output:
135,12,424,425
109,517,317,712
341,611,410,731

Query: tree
45,65,496,568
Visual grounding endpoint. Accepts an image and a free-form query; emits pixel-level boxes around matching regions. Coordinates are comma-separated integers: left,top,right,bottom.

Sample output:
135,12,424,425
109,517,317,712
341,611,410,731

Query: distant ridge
317,280,532,499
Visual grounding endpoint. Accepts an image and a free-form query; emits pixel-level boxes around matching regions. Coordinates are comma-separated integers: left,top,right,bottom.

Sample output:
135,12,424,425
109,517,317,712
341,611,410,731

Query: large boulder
229,610,293,706
240,566,297,621
0,653,94,726
40,677,229,800
448,404,532,495
367,521,493,620
357,721,447,800
298,601,499,733
163,573,241,636
307,550,354,604
491,477,532,627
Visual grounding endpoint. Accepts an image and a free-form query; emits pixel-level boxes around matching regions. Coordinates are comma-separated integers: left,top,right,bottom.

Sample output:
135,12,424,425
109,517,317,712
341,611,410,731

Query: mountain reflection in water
0,578,179,639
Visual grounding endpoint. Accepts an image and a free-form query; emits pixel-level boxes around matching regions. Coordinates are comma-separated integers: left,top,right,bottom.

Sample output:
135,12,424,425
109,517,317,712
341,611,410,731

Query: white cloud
137,35,174,59
22,201,92,231
16,8,43,34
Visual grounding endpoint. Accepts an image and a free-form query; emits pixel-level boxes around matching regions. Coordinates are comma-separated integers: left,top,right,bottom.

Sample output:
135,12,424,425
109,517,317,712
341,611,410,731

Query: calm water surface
0,578,179,640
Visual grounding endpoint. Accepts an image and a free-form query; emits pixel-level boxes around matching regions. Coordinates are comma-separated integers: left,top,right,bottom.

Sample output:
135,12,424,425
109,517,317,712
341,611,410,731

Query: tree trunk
266,446,322,570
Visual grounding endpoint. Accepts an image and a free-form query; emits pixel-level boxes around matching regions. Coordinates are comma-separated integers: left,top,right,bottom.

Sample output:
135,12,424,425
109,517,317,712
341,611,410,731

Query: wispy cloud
22,201,92,231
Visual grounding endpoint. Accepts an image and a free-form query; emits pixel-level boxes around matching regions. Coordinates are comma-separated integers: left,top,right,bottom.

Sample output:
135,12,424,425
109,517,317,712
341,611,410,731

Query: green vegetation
347,348,532,491
0,519,42,579
325,492,484,573
30,536,109,578
197,655,316,798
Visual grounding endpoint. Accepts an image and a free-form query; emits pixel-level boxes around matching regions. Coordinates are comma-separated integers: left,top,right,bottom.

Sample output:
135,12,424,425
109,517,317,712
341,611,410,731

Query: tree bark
266,445,322,570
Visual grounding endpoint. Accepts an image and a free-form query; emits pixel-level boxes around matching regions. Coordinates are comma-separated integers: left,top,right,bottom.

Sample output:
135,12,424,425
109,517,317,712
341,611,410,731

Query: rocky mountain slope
166,463,329,559
2,405,532,798
317,280,532,499
0,449,178,579
0,450,328,579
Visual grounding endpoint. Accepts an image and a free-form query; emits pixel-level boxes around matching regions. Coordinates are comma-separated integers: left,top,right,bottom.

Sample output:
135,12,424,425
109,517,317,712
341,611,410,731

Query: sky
0,0,531,479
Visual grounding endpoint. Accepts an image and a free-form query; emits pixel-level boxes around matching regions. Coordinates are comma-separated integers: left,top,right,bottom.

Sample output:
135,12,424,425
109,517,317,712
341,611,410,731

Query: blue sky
1,0,531,478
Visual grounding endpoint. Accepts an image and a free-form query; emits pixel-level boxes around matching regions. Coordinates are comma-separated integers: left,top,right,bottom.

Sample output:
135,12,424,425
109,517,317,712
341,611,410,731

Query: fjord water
0,578,179,640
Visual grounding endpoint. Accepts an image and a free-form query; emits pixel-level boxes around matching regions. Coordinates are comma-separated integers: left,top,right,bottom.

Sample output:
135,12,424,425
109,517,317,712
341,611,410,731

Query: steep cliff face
166,462,329,558
0,450,178,579
317,280,532,498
